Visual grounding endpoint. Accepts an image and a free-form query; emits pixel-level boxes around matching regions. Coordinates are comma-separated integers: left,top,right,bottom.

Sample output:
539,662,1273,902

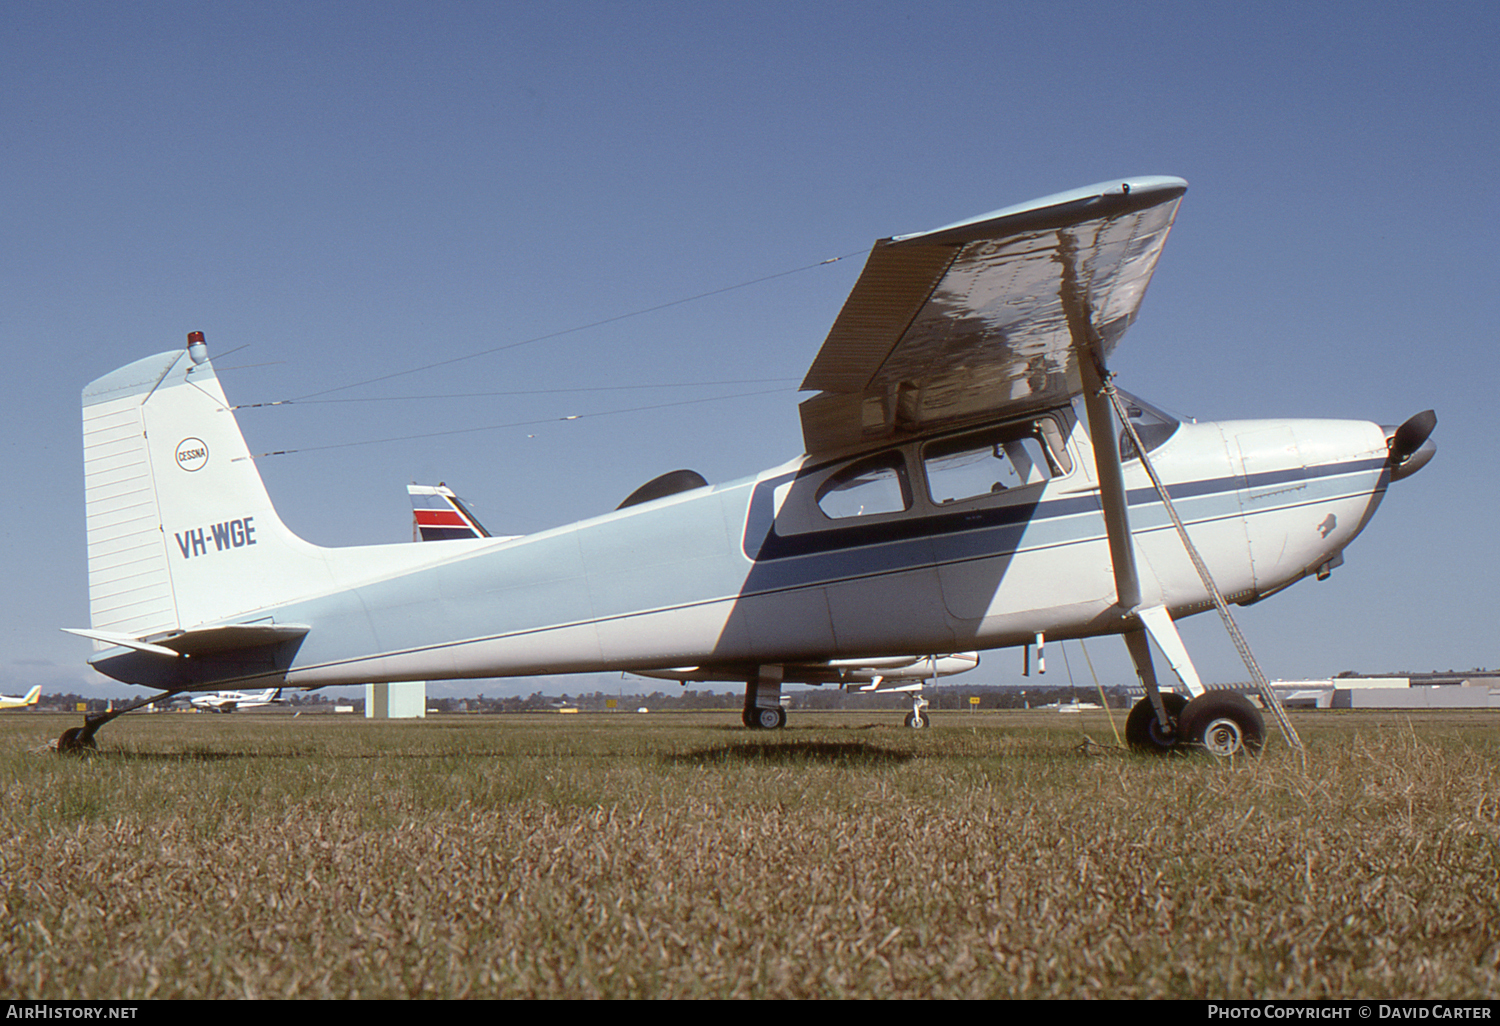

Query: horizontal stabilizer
64,623,310,660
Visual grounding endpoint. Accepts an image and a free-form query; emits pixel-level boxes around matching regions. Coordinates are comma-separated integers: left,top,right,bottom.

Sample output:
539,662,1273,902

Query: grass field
1,707,1497,999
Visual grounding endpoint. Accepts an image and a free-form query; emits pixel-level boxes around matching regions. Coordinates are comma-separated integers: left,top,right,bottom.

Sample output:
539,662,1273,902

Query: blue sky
4,1,1496,700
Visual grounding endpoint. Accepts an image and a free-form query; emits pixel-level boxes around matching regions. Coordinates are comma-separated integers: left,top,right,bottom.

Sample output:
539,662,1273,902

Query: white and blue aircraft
62,177,1435,755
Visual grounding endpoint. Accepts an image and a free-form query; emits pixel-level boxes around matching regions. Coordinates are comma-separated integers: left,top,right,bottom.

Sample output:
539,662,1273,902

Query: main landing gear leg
741,665,785,730
1122,626,1183,754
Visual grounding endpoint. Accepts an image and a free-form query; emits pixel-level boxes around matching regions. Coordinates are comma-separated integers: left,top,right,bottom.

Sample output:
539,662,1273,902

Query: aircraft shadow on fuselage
91,636,307,692
723,463,1033,660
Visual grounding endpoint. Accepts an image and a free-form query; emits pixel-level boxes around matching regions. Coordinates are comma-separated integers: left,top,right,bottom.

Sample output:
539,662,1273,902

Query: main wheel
1124,693,1188,754
903,710,929,729
1179,692,1265,756
742,696,786,728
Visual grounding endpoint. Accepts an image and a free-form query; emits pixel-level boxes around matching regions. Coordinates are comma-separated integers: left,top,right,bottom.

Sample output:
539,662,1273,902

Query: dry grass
1,709,1497,998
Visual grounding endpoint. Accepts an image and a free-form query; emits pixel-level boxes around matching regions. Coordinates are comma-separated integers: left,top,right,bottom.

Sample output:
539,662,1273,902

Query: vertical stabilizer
408,483,492,540
81,335,334,645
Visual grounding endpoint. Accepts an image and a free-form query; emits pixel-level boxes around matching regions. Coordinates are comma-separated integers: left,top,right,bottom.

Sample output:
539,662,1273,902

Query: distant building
1267,672,1499,709
1114,672,1499,710
365,681,427,719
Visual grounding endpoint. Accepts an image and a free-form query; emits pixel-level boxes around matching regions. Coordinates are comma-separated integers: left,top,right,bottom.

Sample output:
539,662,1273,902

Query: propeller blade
1390,409,1437,462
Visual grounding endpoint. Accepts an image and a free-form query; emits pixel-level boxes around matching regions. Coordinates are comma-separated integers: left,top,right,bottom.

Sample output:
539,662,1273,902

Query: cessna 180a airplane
63,176,1435,755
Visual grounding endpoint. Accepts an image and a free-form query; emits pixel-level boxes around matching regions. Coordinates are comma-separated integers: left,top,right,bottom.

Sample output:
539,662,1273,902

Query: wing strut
1079,358,1178,734
1061,233,1178,730
1076,343,1141,615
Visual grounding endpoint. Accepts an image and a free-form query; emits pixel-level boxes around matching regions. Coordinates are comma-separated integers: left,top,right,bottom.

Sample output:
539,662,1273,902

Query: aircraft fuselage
89,399,1394,691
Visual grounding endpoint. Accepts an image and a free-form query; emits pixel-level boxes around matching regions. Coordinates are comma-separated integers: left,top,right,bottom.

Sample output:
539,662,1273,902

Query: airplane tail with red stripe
407,484,491,541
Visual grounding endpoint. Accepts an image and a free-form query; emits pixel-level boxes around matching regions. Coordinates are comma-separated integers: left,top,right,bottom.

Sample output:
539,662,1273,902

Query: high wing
798,176,1187,458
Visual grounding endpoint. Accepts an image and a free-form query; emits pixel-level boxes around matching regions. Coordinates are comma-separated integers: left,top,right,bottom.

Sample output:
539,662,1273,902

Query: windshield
1116,391,1181,461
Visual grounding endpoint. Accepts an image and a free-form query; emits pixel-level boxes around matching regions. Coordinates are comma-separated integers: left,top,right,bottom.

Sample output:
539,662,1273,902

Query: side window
924,419,1072,505
816,454,910,520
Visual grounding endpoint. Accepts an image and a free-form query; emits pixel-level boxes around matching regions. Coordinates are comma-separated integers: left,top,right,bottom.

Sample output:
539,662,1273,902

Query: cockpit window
923,418,1072,505
815,454,910,519
1116,391,1181,461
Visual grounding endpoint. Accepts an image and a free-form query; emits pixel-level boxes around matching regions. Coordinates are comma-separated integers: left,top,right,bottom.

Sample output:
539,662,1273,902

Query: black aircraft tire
1179,692,1265,757
57,727,97,755
1124,693,1188,754
748,706,783,730
743,704,785,729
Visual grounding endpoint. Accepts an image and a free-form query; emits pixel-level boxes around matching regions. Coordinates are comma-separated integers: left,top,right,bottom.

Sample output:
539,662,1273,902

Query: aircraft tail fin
80,333,325,646
23,686,40,706
408,484,491,541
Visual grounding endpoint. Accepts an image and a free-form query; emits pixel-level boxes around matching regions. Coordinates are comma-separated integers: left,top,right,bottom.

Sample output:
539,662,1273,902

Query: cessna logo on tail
175,438,208,471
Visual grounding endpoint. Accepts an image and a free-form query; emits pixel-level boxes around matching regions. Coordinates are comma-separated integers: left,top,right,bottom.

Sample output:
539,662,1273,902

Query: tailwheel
1124,692,1188,754
57,726,99,755
54,691,169,754
1179,692,1265,757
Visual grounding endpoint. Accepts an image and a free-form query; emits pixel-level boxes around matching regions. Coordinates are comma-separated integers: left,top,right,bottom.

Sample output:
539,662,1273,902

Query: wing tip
894,175,1188,244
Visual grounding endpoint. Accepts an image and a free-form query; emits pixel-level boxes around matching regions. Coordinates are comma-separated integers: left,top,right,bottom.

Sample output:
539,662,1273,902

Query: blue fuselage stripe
742,457,1386,573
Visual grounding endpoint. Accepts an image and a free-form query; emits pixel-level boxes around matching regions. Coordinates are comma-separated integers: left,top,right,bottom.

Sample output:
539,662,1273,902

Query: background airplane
630,654,980,729
189,688,283,713
408,483,505,542
0,686,41,711
61,177,1434,756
